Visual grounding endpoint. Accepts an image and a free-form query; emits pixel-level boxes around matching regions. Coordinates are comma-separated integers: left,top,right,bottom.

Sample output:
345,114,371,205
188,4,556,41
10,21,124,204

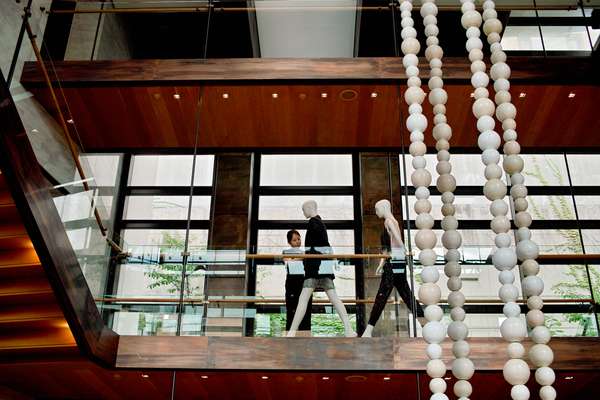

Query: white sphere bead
427,36,440,47
421,266,440,283
441,216,458,231
401,38,421,56
429,88,448,105
448,291,465,308
471,59,486,73
494,78,510,92
461,1,475,13
496,102,517,121
407,112,427,132
507,342,526,359
406,65,420,78
427,343,443,359
495,232,512,248
437,149,451,162
469,48,484,62
415,229,437,250
484,178,507,201
423,14,437,27
510,173,525,186
522,260,540,277
424,24,440,38
540,385,557,400
482,7,497,20
500,317,527,342
405,87,426,106
413,156,427,171
403,53,418,68
447,321,469,341
478,130,501,151
503,302,521,318
454,380,472,398
461,10,482,29
425,305,444,322
527,295,543,310
419,249,438,266
516,227,531,241
493,247,517,271
441,191,454,204
450,306,465,322
401,17,414,28
431,394,449,400
503,358,531,385
401,26,417,40
425,45,444,62
491,215,511,234
452,358,475,380
504,140,521,155
511,385,530,400
529,344,554,367
495,91,511,108
517,240,539,262
466,37,483,52
499,284,520,303
483,18,503,35
466,26,479,38
488,32,501,45
437,174,457,193
522,275,544,297
435,139,450,152
515,211,532,228
474,87,489,99
407,76,421,87
409,141,427,157
453,340,470,358
427,359,447,378
429,76,444,90
472,98,496,118
415,199,432,214
410,131,425,143
430,67,443,78
527,309,545,327
423,321,446,344
442,230,462,250
445,249,461,262
477,115,495,132
499,270,515,285
416,213,435,229
482,148,500,165
411,168,432,187
399,1,411,12
419,283,442,306
429,377,447,394
420,2,438,17
531,326,551,345
503,118,517,131
490,62,511,80
433,113,447,125
485,164,503,180
535,367,555,386
511,184,528,199
436,161,452,175
433,104,446,116
408,103,423,115
471,71,489,90
444,261,461,277
514,198,528,212
447,276,462,291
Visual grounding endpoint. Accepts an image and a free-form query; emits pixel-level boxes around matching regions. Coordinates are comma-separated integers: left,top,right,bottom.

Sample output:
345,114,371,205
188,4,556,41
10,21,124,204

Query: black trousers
368,263,424,326
285,275,312,331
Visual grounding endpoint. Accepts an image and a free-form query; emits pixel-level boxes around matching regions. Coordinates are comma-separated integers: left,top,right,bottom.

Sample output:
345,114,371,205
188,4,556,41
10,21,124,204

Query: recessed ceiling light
299,93,307,100
371,92,378,98
67,119,74,124
322,376,330,380
201,375,208,379
470,92,475,98
321,93,328,98
261,376,269,380
383,377,391,381
272,93,278,98
568,93,576,98
173,93,181,99
141,374,149,378
519,92,526,98
444,377,451,380
31,128,39,133
222,93,229,99
565,376,574,380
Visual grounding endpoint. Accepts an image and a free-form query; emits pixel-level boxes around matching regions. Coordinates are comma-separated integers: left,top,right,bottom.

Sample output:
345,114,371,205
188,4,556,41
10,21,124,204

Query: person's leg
287,287,314,337
362,268,394,337
285,277,301,331
392,269,426,326
325,288,356,337
299,291,312,331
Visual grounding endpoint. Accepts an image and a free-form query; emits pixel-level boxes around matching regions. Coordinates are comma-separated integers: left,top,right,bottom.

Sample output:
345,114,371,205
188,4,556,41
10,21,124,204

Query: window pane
258,195,353,220
526,196,576,220
80,154,121,187
567,154,600,186
545,313,598,337
539,265,591,300
530,229,583,254
501,26,544,51
122,229,208,248
400,154,492,186
129,155,214,186
575,196,600,220
520,154,569,186
540,26,593,51
582,230,600,254
123,196,211,220
260,154,353,186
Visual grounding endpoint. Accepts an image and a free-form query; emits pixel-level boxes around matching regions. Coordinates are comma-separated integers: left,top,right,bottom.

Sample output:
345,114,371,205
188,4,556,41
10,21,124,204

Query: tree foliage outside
524,155,598,336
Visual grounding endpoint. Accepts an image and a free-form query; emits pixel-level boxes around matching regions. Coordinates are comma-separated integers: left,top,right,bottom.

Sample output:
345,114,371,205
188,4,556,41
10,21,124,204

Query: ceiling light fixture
222,93,229,99
67,119,74,124
173,93,181,99
31,128,39,133
444,377,452,380
272,93,278,98
201,375,208,379
371,92,378,98
469,92,475,98
383,377,391,381
568,92,576,98
261,376,269,380
519,92,526,98
564,376,574,380
322,377,330,380
321,93,328,98
141,374,149,378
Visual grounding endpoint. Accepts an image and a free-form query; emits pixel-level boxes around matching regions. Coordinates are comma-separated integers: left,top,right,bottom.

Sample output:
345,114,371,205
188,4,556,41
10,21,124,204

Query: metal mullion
120,220,210,230
257,220,356,230
245,152,261,337
126,186,213,196
352,152,365,333
257,186,355,196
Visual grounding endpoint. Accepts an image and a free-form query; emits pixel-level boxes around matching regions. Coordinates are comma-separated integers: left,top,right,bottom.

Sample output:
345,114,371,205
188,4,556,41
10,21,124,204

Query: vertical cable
7,0,33,86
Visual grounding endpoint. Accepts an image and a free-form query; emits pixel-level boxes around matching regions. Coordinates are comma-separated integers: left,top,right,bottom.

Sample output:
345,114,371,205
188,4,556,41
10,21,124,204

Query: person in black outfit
363,199,424,337
286,200,355,337
283,229,311,332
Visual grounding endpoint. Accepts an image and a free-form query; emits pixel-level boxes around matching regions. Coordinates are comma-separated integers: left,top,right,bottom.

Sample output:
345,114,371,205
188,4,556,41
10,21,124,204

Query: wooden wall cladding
116,336,600,371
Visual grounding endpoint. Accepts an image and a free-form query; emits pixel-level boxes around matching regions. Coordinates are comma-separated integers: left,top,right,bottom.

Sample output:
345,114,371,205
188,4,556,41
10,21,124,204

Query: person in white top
282,230,311,332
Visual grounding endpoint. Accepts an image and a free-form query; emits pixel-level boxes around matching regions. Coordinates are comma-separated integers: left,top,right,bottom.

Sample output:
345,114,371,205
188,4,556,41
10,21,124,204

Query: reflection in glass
530,229,583,254
520,154,568,186
260,154,353,186
567,154,600,186
129,155,215,186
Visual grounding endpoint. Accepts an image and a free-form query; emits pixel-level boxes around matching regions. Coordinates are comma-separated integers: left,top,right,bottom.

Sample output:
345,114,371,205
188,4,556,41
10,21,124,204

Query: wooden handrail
247,253,393,260
538,254,600,262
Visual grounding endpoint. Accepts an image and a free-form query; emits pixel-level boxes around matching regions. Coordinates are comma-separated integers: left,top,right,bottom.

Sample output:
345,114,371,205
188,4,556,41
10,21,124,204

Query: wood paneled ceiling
20,57,600,150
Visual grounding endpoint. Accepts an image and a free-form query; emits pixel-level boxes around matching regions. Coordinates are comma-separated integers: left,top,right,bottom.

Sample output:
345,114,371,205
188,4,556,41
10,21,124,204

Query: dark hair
286,229,301,244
